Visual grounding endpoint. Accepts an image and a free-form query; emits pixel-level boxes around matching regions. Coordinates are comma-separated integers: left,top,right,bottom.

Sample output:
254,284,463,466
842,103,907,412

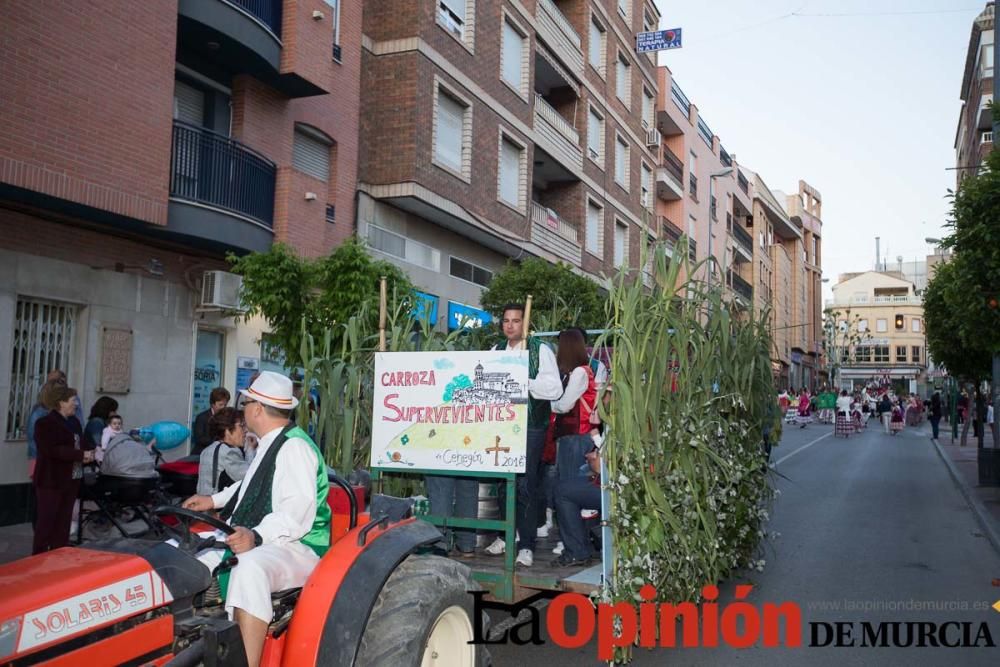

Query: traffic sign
636,28,682,54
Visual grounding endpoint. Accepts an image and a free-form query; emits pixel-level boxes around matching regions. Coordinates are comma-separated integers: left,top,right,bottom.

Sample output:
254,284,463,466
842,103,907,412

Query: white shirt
211,426,319,547
494,340,563,401
836,396,853,414
552,366,590,414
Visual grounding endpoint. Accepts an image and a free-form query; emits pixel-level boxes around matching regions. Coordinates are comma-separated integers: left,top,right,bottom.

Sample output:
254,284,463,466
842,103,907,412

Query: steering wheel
153,505,235,554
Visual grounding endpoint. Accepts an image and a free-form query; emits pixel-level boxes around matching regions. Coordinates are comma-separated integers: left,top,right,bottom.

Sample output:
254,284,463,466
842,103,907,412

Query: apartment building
652,66,754,304
955,1,995,187
827,272,927,394
781,182,824,390
357,0,661,327
0,0,359,523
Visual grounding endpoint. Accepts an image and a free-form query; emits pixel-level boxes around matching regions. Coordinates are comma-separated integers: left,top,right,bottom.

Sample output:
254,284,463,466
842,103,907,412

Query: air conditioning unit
200,271,245,311
645,128,662,147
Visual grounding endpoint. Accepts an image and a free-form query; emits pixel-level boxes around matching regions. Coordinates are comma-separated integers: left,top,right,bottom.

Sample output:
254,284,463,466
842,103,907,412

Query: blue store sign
413,291,440,326
636,28,682,53
447,301,492,331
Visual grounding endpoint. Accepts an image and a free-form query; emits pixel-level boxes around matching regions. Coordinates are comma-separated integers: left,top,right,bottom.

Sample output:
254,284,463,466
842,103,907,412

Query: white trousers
178,533,319,623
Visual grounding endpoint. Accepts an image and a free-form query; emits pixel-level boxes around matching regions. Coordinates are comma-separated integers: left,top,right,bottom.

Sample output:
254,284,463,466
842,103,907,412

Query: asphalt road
488,419,1000,666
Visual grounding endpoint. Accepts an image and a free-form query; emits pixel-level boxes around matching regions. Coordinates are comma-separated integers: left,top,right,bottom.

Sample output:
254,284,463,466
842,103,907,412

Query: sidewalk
0,522,32,565
931,421,1000,555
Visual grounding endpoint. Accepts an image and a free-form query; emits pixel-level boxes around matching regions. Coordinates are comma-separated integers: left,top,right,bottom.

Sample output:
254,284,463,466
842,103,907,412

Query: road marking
772,431,833,468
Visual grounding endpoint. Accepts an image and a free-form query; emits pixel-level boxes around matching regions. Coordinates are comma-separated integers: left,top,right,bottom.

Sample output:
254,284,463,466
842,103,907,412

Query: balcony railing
671,80,691,116
536,0,583,75
170,121,276,227
227,0,283,37
534,95,583,171
660,216,683,243
731,220,753,251
661,147,684,185
728,270,753,301
535,94,579,145
531,201,581,265
720,147,732,167
689,173,698,200
697,117,713,148
737,170,749,195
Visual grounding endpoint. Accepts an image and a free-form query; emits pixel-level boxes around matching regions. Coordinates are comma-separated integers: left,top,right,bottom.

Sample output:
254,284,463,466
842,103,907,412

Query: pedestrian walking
878,393,893,434
929,391,943,440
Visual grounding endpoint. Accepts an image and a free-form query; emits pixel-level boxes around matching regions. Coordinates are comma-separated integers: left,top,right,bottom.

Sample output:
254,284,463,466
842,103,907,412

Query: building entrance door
192,329,225,418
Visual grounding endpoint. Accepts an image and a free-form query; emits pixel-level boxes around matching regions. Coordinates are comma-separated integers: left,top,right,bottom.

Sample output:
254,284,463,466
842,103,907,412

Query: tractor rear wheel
355,554,489,666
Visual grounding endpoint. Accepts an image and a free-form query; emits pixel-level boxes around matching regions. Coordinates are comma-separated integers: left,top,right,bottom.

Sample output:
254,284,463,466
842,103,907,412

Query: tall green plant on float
596,239,775,661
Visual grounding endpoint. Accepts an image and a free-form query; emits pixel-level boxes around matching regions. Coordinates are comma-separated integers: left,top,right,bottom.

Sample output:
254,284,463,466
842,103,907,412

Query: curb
929,435,1000,557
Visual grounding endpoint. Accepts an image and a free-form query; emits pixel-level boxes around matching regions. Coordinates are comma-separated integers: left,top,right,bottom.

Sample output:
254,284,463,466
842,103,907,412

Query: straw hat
240,371,299,410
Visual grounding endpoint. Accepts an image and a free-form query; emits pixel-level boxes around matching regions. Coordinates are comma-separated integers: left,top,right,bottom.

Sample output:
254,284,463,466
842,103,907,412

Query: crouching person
181,372,330,667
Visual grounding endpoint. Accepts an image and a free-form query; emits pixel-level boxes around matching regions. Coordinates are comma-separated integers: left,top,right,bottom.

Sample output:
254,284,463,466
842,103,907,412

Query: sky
651,0,984,299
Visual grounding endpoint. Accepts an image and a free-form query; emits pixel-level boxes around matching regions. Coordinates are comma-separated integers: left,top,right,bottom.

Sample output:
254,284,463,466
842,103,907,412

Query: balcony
737,170,750,195
656,148,684,200
534,95,583,173
720,147,733,167
978,94,994,130
536,0,584,78
177,0,325,98
728,270,754,302
729,214,753,256
671,80,691,116
689,173,698,200
167,120,275,252
697,117,714,148
531,201,582,265
660,216,683,243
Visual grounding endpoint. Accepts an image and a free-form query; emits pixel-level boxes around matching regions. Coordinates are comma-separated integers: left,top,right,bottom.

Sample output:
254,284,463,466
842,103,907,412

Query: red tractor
0,476,488,666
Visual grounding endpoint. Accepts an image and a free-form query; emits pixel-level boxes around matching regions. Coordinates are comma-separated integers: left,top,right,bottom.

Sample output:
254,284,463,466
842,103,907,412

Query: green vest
218,425,330,597
496,337,552,429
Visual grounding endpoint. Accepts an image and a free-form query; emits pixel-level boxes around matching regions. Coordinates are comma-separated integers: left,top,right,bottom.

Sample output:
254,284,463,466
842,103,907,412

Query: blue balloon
135,421,191,451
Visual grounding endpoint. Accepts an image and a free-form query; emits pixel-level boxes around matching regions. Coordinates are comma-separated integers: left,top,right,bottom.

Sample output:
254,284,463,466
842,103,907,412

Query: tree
479,258,606,330
229,238,414,364
821,306,869,388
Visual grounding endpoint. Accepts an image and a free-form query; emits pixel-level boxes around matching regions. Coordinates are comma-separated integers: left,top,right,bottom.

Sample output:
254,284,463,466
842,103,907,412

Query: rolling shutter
293,129,331,182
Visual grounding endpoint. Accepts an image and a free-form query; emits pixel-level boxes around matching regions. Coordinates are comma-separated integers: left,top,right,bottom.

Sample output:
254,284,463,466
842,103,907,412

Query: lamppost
707,167,734,291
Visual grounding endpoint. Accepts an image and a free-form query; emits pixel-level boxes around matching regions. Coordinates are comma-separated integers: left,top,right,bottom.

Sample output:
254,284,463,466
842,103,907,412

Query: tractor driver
181,371,330,667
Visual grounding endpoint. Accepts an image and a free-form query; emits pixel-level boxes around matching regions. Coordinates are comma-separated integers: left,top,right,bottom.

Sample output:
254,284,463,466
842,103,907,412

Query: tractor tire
355,554,490,667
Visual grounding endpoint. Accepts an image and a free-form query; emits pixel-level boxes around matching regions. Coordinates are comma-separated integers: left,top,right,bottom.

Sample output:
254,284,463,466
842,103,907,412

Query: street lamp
707,167,734,290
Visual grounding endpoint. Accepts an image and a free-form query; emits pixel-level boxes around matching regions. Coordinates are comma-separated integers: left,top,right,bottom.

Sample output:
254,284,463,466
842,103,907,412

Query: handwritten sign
372,351,528,473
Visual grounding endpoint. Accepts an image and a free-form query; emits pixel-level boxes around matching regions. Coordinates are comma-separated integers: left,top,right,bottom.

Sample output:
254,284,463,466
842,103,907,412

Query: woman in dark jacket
33,386,93,554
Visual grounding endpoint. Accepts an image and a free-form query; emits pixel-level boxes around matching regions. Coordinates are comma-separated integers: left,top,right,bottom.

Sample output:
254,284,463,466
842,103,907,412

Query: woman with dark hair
196,407,250,495
85,396,119,450
33,386,94,553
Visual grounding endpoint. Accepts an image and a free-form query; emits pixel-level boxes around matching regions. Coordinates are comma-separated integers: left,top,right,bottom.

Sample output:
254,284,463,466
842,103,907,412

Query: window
874,346,890,363
614,220,628,268
983,43,994,78
434,83,470,178
617,0,630,22
615,135,629,188
6,298,78,439
643,9,655,33
911,318,921,333
642,88,654,129
501,16,527,95
896,346,907,363
292,126,331,181
759,231,765,249
589,18,606,75
324,0,341,60
173,79,206,126
912,346,921,363
587,106,604,163
616,53,631,106
586,200,603,255
498,133,524,209
368,224,442,271
438,0,471,46
876,319,887,333
641,162,652,209
450,257,493,287
858,319,868,332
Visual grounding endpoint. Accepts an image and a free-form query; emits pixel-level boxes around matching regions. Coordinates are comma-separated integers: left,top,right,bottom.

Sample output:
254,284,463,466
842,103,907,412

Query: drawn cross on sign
485,436,510,467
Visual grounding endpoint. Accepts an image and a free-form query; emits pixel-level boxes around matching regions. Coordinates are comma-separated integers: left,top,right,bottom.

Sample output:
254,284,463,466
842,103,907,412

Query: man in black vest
482,304,562,567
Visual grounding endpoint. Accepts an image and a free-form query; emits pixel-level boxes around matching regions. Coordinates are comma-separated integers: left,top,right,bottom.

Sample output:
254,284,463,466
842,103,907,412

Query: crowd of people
778,382,939,439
